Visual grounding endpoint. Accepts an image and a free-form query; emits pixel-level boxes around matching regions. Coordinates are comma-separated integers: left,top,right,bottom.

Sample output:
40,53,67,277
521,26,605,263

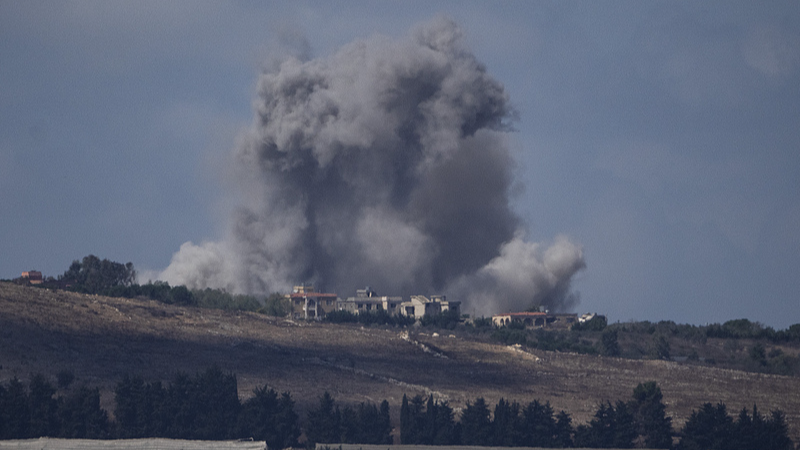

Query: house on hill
337,286,404,315
21,270,43,285
336,287,461,319
286,285,339,320
493,311,578,329
401,294,460,319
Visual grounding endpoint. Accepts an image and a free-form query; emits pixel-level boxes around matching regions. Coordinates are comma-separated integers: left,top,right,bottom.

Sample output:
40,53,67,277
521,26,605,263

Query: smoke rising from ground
160,18,585,314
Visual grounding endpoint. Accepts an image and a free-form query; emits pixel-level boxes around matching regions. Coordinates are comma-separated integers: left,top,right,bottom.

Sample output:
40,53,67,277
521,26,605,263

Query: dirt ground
2,282,799,443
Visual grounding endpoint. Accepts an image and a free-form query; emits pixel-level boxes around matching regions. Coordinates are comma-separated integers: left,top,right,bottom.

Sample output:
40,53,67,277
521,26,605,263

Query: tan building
21,270,43,285
400,295,460,319
337,287,404,315
337,288,460,319
287,285,339,320
493,311,578,329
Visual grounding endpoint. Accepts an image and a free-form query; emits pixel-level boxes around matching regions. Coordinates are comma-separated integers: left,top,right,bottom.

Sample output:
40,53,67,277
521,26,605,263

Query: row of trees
1,372,795,449
304,392,392,446
0,367,300,449
399,381,671,448
678,403,793,450
114,367,300,449
48,255,288,315
0,375,108,440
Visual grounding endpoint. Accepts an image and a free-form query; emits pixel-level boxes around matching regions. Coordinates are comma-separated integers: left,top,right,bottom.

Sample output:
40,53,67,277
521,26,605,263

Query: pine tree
553,410,573,448
629,381,673,448
460,397,492,446
305,391,341,444
521,400,557,447
677,403,733,450
238,386,299,449
28,374,59,437
4,377,30,439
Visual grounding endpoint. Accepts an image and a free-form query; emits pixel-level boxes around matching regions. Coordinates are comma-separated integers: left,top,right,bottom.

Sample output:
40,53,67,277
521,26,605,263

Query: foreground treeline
1,370,795,449
395,381,793,449
0,367,300,449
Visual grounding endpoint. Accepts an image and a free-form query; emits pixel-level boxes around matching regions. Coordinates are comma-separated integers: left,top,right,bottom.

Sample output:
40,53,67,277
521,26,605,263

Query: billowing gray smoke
160,18,585,315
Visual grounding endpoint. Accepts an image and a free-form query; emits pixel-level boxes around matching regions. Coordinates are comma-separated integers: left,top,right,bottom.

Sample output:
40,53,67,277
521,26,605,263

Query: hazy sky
2,1,799,328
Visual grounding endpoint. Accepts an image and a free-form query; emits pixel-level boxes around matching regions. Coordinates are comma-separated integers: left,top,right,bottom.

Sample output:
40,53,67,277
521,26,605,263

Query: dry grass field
1,282,799,442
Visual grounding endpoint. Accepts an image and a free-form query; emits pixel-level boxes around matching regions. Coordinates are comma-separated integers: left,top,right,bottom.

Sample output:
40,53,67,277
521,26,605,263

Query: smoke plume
160,18,586,315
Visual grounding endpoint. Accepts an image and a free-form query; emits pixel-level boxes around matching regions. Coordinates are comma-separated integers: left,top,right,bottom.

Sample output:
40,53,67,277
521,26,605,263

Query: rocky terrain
1,282,799,442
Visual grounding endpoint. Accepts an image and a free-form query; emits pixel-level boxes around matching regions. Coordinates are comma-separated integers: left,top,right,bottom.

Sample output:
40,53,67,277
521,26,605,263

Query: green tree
261,293,290,316
574,401,636,448
492,398,522,446
305,391,341,445
57,385,109,439
400,394,425,444
629,381,672,448
600,328,621,357
677,403,733,450
553,410,574,448
749,343,767,366
60,255,136,294
4,377,30,438
190,366,240,439
114,375,167,438
459,397,492,446
651,333,671,360
763,410,794,450
28,374,59,437
521,399,557,447
238,387,300,449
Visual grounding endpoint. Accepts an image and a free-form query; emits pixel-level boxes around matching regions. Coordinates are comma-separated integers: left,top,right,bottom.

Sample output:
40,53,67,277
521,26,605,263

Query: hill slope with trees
1,281,800,445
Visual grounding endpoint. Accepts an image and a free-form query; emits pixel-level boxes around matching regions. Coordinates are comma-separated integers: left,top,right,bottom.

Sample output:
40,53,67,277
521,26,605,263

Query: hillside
1,282,799,442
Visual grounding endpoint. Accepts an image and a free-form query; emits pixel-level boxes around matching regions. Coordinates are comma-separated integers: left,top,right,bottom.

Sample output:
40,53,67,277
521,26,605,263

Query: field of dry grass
2,282,799,442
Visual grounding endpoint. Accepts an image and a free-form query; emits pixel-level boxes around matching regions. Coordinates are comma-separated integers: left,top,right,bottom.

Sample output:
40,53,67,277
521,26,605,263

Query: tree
600,328,621,357
677,403,733,450
629,381,672,448
191,366,240,440
460,397,492,446
763,410,794,450
492,398,522,446
305,391,341,445
431,399,457,445
28,374,59,437
400,394,425,444
574,401,636,448
57,386,109,439
651,333,671,360
521,399,557,447
3,377,30,438
60,255,136,294
238,387,299,449
114,375,167,438
553,410,574,448
378,400,393,444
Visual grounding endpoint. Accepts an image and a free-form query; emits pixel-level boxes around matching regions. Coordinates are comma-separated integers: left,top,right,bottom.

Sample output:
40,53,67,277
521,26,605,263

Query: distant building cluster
285,285,460,320
283,284,606,328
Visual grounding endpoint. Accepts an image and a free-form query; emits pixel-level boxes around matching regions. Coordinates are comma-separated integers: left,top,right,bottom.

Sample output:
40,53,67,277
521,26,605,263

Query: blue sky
2,1,799,328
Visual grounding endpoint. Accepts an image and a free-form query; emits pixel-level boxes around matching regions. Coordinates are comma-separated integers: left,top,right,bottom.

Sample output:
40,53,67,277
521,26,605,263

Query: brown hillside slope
1,282,799,441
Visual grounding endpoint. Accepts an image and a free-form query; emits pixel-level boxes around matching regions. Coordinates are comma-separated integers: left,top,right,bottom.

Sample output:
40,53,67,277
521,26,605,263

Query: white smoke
160,17,586,313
